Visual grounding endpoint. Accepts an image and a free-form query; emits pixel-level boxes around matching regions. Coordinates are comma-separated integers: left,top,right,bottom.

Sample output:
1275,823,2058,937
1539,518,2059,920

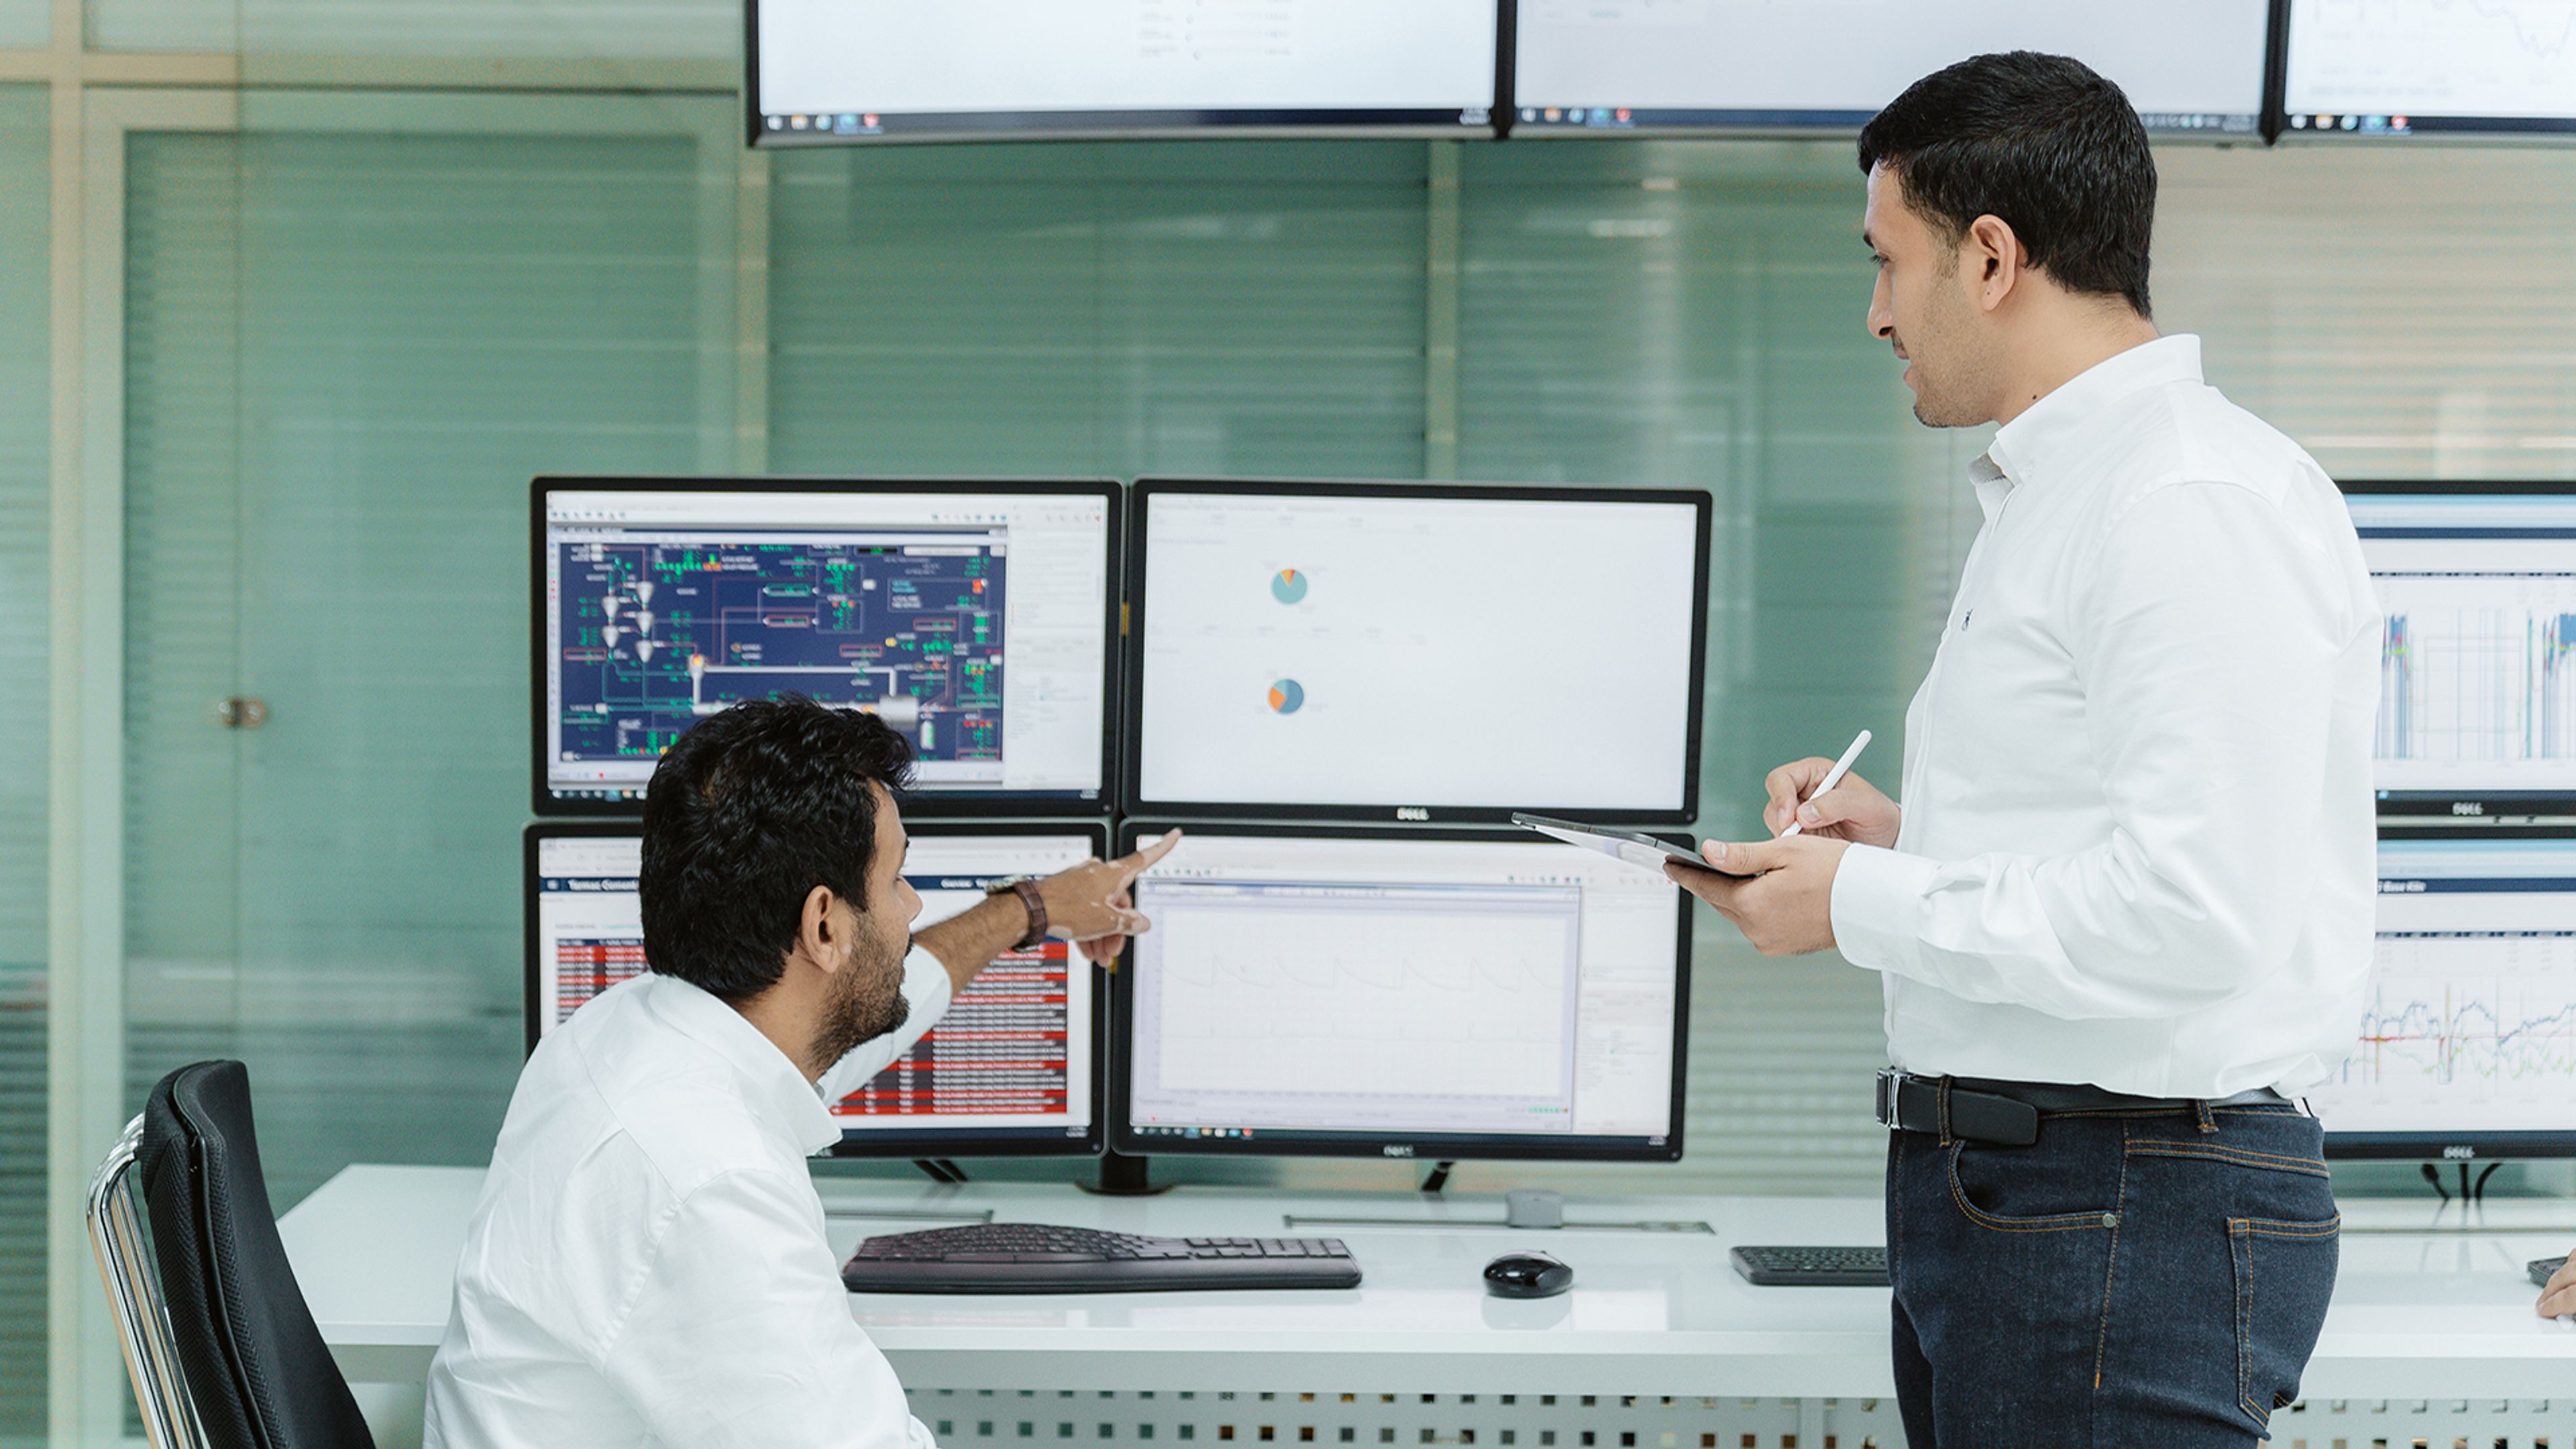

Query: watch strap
1008,878,1048,951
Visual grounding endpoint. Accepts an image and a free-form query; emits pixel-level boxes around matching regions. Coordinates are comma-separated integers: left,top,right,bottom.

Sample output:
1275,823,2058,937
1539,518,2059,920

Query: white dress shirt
424,949,952,1449
1828,335,2381,1098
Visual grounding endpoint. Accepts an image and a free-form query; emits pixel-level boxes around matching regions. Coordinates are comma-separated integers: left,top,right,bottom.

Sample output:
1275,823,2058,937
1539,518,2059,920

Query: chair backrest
136,1060,377,1449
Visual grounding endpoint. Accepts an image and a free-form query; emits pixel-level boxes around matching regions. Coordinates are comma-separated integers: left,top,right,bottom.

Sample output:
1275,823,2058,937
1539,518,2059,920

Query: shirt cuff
1829,842,1939,977
813,946,953,1104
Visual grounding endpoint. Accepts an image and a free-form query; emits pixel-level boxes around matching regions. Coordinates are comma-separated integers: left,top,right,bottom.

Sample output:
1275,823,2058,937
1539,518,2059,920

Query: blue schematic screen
552,530,1007,774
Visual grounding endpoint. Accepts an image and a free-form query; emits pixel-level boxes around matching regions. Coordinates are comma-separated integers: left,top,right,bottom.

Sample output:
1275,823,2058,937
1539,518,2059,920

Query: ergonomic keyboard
841,1223,1362,1294
1729,1244,1891,1287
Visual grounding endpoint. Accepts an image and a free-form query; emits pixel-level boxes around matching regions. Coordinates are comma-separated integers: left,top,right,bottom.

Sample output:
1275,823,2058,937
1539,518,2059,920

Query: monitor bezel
2323,822,2576,1161
522,816,1116,1159
1123,478,1715,826
2338,478,2576,822
529,475,1124,820
741,0,1504,148
1106,818,1693,1164
1507,0,2279,142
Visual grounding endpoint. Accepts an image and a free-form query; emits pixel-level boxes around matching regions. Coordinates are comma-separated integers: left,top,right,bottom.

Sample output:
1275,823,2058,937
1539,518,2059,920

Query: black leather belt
1874,1069,2294,1147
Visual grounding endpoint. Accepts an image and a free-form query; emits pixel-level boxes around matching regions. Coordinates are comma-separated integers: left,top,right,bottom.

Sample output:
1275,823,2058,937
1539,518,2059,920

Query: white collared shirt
425,951,952,1449
1828,335,2381,1098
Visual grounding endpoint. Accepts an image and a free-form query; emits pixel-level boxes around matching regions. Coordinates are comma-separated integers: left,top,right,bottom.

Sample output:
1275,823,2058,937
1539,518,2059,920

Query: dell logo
2443,1144,2477,1160
1395,807,1430,822
2453,802,2487,816
1383,1144,1415,1158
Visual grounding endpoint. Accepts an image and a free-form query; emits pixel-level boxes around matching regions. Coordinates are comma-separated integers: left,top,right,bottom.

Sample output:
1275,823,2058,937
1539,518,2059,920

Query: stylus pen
1779,729,1873,839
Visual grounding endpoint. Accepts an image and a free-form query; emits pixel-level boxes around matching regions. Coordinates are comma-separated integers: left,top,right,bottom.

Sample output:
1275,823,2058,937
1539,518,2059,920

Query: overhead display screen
1129,483,1711,823
1512,0,2270,136
750,0,1501,143
2284,0,2576,138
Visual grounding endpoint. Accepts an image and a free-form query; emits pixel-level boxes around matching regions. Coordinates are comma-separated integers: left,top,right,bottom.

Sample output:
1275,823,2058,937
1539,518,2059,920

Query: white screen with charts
755,0,1497,131
2286,0,2576,128
533,831,1099,1136
543,488,1110,806
1124,833,1682,1144
1136,491,1702,813
2345,494,2576,802
2309,837,2576,1140
1513,0,2267,133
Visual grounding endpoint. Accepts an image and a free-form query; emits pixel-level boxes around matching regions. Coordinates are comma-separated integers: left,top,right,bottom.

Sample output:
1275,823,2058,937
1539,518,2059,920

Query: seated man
426,696,1175,1448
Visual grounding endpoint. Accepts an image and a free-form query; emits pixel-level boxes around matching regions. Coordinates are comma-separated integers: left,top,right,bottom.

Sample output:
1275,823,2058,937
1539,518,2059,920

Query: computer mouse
1484,1251,1572,1299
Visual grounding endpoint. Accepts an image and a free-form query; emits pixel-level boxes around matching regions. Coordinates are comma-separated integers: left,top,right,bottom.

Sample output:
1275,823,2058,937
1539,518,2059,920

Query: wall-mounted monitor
533,478,1118,817
1110,824,1691,1163
2315,826,2576,1160
2282,0,2576,139
2340,482,2576,821
747,0,1501,145
525,820,1110,1157
1127,480,1712,824
1511,0,2273,137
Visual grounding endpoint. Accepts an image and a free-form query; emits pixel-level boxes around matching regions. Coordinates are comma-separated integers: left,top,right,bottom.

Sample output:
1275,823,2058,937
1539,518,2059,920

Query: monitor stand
1080,1148,1174,1197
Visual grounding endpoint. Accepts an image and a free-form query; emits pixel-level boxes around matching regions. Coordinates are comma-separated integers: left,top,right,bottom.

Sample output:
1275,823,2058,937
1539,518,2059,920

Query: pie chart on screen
1271,568,1308,604
1268,679,1305,714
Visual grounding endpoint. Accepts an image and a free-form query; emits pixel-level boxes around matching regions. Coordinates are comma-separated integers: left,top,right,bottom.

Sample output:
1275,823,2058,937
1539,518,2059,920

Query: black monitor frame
2339,479,2576,822
530,476,1123,819
523,816,1115,1159
1507,0,2279,141
742,0,1505,148
1107,818,1693,1164
1122,478,1714,826
2324,822,2576,1162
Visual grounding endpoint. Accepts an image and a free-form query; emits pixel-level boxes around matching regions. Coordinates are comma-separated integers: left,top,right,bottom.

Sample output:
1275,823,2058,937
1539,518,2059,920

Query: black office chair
89,1060,376,1449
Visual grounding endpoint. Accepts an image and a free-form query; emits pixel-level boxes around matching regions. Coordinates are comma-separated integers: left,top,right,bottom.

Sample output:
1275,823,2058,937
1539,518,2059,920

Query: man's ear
1964,213,2023,312
796,883,841,975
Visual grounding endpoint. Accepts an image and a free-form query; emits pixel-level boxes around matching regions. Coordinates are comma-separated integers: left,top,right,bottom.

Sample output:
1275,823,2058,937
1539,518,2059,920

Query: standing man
1669,53,2379,1448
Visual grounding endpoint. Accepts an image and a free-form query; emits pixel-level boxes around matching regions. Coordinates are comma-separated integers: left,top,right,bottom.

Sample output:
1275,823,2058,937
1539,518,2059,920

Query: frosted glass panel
767,142,1429,481
91,0,732,57
0,80,44,1448
123,128,709,1207
0,0,42,47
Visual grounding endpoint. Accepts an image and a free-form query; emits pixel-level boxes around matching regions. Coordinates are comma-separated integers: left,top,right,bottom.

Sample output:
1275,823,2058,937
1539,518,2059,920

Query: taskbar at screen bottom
545,784,1107,808
1122,1124,1677,1163
826,1126,1100,1159
1507,105,2257,136
756,106,1495,143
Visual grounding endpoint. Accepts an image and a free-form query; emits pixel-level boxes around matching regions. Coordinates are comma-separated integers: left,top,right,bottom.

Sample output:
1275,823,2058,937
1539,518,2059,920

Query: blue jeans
1886,1096,2340,1448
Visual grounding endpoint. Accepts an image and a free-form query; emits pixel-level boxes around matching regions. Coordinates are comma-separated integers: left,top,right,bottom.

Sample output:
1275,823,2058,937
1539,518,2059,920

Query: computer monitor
1127,481,1712,824
1110,823,1691,1162
2313,826,2576,1160
524,820,1110,1157
746,0,1501,144
2340,481,2576,820
1510,0,2272,137
532,478,1118,816
2282,0,2576,139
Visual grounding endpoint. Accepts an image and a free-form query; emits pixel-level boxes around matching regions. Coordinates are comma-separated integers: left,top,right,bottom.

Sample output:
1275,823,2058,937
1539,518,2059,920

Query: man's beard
810,934,910,1072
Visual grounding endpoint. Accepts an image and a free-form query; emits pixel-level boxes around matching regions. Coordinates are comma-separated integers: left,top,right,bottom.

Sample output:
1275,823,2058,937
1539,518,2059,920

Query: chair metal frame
88,1111,211,1449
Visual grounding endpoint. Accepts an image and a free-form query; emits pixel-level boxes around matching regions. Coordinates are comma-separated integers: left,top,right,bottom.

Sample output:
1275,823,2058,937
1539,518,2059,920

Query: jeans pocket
2230,1214,2341,1434
1944,1140,2121,1234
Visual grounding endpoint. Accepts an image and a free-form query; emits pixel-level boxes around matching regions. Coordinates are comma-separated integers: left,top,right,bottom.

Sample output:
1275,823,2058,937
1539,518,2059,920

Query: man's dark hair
1858,51,2156,316
639,695,914,1003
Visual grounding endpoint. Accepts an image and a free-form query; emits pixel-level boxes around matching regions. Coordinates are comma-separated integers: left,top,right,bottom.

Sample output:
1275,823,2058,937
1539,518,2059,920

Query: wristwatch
985,875,1049,951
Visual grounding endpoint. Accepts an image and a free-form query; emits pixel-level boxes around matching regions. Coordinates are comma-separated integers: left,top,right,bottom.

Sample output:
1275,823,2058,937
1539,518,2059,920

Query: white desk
280,1164,2576,1407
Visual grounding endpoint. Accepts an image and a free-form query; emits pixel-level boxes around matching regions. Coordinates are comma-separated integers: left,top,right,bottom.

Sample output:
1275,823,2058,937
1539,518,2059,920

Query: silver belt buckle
1874,1067,1902,1129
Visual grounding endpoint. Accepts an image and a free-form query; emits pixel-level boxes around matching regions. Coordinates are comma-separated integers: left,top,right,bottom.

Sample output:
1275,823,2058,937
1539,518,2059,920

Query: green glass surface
121,129,706,1207
0,80,44,1449
89,0,729,57
767,142,1430,482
